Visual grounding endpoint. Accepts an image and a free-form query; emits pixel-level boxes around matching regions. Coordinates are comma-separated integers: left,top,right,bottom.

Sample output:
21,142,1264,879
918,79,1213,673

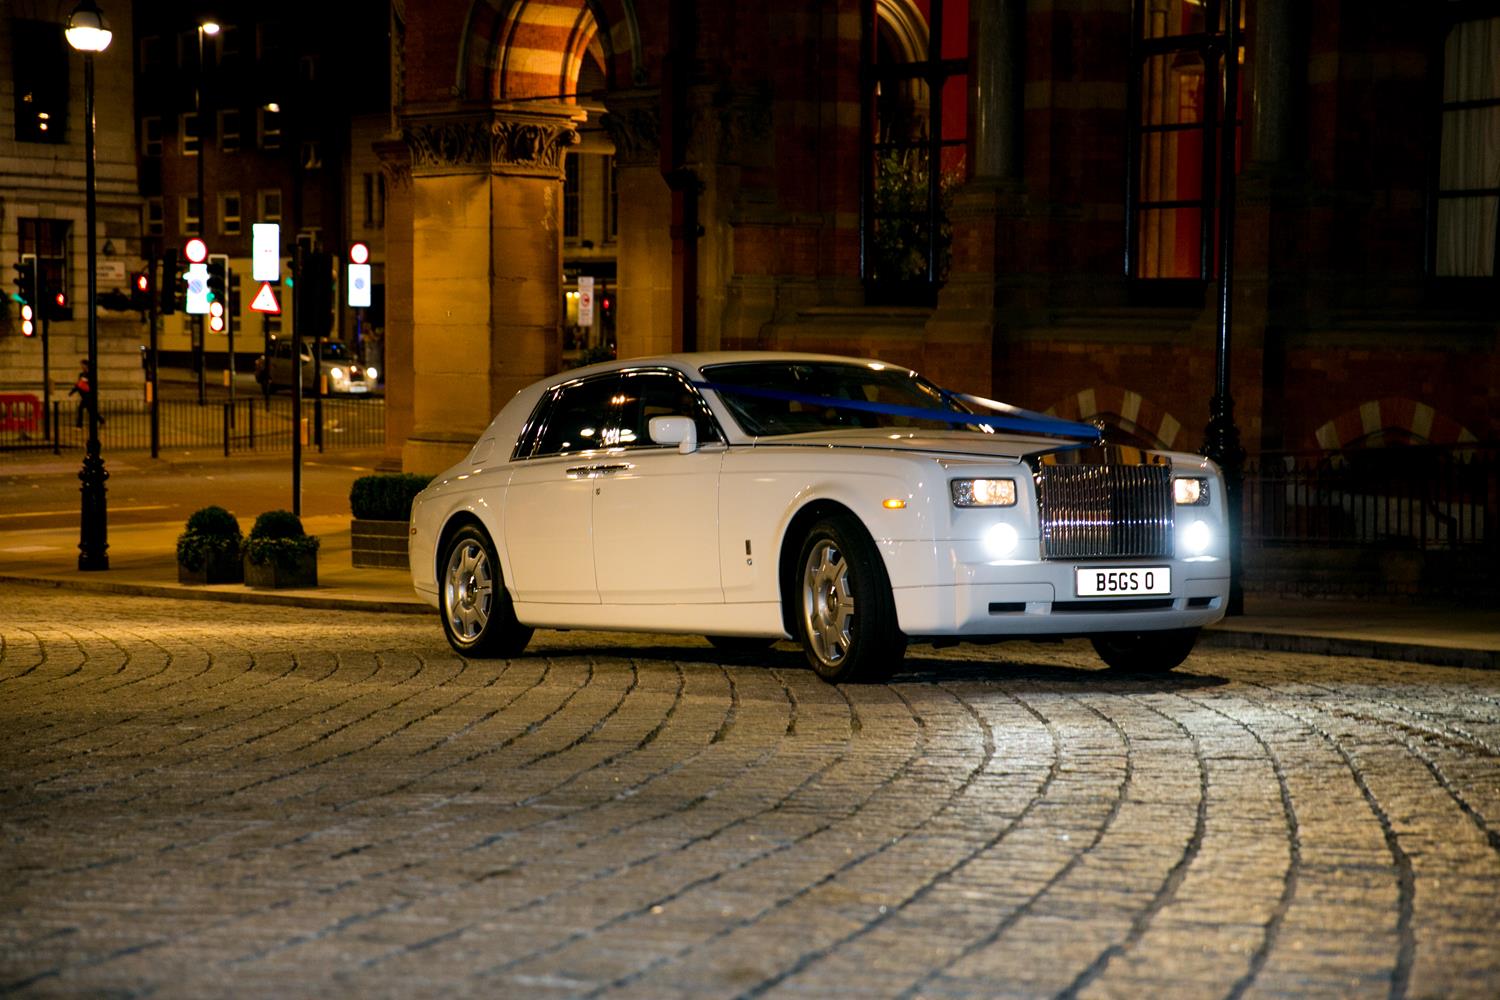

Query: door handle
565,463,631,479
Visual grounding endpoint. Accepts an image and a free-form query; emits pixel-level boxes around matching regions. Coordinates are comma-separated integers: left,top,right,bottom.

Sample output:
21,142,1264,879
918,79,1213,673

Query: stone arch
457,0,643,102
1310,398,1477,451
1045,385,1188,451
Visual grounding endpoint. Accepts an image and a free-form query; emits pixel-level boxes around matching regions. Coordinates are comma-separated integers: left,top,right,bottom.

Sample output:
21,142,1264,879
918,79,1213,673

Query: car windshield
318,342,351,361
699,360,974,437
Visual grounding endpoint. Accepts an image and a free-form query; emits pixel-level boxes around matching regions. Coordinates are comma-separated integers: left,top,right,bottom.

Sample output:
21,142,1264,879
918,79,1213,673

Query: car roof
555,351,916,383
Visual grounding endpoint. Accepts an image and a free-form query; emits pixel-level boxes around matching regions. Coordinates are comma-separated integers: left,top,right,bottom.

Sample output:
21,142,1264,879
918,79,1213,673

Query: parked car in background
254,338,377,395
408,352,1230,683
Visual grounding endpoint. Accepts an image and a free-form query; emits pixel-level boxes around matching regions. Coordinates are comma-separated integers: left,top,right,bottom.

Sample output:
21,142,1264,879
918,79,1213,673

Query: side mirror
648,415,698,454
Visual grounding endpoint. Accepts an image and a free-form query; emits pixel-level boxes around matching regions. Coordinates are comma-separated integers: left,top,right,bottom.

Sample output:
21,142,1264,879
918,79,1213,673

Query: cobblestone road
2,582,1497,998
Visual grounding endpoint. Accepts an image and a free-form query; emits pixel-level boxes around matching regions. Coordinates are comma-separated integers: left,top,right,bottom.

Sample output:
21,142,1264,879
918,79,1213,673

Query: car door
592,370,725,605
503,375,623,605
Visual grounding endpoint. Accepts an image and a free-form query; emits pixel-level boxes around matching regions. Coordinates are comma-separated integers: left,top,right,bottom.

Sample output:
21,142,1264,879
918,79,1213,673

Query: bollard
223,402,231,457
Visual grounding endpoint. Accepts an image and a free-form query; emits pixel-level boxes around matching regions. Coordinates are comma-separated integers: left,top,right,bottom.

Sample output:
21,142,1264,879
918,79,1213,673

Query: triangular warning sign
249,282,281,314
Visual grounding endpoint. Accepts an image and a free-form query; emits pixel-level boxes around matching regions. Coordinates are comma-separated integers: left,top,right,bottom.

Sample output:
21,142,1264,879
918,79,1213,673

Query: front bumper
884,539,1230,638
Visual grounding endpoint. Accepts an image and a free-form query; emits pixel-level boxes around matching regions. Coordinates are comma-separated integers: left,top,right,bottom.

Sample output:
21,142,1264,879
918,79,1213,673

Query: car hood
747,428,1096,462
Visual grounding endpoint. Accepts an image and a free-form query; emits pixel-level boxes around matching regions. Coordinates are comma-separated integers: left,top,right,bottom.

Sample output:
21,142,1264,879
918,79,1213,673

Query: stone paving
2,582,1498,998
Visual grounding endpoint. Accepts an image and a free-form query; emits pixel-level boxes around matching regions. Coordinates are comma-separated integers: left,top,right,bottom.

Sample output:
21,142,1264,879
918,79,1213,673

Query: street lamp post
194,19,219,406
66,0,112,571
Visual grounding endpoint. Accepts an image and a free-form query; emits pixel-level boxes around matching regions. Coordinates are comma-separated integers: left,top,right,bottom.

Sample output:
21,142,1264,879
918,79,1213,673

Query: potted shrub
176,505,244,584
243,509,320,588
349,473,431,569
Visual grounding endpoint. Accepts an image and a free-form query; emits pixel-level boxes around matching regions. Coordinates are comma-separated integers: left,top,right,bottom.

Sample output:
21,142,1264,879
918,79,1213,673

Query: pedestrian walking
70,359,101,429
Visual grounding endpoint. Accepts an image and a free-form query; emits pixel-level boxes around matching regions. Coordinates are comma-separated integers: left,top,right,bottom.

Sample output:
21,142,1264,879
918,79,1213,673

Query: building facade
383,0,1498,478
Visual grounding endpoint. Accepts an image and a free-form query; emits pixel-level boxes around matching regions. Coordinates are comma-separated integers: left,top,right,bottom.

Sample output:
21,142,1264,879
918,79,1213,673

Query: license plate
1075,566,1171,597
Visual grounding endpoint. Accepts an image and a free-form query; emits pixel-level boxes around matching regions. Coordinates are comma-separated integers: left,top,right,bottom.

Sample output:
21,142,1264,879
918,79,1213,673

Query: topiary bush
176,505,243,571
244,509,320,572
349,473,433,521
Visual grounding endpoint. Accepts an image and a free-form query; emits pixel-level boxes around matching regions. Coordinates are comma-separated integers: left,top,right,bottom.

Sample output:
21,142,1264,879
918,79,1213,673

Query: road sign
578,275,595,327
348,262,371,308
249,281,281,314
252,224,280,281
185,262,209,314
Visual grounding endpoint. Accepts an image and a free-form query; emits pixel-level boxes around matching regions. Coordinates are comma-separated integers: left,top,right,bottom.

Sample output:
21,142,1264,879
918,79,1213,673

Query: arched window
862,0,969,306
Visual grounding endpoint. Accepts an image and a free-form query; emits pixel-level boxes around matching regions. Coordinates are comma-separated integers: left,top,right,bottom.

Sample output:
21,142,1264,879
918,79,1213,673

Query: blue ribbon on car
691,381,1102,440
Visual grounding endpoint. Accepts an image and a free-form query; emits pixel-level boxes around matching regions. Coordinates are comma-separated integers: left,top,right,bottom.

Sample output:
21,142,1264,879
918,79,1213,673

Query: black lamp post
66,0,112,571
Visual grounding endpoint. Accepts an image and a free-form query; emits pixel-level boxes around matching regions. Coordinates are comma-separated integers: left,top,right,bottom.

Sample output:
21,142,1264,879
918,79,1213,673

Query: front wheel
439,524,533,658
795,514,905,683
1091,627,1200,673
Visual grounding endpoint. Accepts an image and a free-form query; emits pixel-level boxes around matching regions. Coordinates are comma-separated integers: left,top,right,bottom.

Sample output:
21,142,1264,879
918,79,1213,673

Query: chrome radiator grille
1035,463,1174,560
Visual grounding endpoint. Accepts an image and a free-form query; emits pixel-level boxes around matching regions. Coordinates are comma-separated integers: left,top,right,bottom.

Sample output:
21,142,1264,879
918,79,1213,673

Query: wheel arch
776,499,874,638
434,510,490,591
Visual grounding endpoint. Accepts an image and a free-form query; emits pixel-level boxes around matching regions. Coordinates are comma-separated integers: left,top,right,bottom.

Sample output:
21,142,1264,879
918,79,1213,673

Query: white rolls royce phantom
408,353,1229,682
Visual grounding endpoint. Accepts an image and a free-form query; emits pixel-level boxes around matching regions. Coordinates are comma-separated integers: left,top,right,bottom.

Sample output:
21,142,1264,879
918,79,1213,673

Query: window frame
11,19,69,144
1124,0,1243,289
1428,8,1500,286
18,218,71,319
515,369,724,461
220,192,242,235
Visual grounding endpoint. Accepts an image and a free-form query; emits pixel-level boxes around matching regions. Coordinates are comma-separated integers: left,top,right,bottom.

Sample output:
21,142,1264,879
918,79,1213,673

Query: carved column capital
374,138,412,190
600,95,661,168
401,106,583,179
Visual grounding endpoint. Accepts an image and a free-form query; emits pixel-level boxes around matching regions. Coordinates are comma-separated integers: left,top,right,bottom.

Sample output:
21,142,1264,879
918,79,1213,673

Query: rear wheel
795,514,905,683
439,524,533,658
1091,627,1200,673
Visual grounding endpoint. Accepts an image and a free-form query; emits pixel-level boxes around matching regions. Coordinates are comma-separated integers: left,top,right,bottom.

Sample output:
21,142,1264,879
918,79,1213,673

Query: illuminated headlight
329,367,345,382
1173,477,1210,506
1182,519,1213,555
983,522,1020,559
951,478,1017,507
365,366,379,381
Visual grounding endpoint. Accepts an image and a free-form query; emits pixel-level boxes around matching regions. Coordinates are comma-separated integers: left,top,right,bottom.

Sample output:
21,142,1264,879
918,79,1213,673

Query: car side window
616,371,722,449
529,376,623,457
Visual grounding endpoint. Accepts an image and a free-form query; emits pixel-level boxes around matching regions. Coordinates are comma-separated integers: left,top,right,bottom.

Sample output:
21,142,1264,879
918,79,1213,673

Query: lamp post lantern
66,0,112,571
193,19,218,405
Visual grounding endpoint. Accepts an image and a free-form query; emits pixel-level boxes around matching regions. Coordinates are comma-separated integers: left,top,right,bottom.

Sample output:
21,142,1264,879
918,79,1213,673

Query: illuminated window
1434,16,1500,277
1127,0,1244,281
11,20,68,144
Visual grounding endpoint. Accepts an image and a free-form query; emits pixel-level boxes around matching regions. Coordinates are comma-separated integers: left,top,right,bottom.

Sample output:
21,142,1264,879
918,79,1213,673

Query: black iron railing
0,396,385,455
1243,444,1496,551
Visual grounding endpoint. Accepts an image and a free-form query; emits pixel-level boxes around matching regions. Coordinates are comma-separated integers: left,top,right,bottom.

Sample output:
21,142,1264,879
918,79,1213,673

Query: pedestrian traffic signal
131,271,151,311
11,257,37,307
45,289,67,321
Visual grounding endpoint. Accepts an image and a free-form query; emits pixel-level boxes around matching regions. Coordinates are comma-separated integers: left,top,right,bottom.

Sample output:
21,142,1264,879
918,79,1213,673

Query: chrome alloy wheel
801,538,854,667
443,538,494,644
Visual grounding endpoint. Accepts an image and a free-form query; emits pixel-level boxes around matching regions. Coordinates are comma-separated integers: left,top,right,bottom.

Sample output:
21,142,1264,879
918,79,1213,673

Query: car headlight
951,478,1017,507
983,522,1020,559
1173,477,1210,505
329,367,345,382
1182,519,1213,555
365,366,379,381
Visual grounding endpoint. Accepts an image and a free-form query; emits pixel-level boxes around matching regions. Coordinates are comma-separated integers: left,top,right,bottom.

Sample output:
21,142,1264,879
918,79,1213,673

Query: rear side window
528,376,623,457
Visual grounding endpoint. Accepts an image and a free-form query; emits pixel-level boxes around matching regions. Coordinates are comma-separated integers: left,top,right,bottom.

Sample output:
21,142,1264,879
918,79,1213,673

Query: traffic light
297,249,334,339
131,271,151,311
11,257,36,307
209,299,226,333
160,249,178,315
45,288,67,321
19,302,34,337
206,254,227,306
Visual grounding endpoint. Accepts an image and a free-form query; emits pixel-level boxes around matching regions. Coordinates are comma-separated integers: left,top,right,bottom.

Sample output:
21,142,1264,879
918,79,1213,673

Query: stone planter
244,550,318,589
177,549,244,585
350,518,409,570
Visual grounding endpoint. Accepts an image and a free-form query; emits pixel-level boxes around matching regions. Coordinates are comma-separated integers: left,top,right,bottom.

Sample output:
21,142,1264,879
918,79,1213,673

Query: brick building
385,0,1498,479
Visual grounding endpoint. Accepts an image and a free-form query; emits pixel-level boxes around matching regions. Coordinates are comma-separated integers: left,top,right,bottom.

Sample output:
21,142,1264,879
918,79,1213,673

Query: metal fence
1244,444,1496,551
0,395,385,455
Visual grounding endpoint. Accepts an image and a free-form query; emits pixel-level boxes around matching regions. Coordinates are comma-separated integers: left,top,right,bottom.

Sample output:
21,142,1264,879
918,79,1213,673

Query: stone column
400,106,581,475
375,139,414,472
923,0,1025,397
602,98,674,360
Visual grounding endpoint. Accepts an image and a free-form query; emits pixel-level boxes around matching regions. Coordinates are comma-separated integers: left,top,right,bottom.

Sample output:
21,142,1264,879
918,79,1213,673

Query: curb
1201,627,1498,672
0,573,429,616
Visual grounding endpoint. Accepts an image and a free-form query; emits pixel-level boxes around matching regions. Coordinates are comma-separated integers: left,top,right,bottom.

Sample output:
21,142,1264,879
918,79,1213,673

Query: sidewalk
2,450,1497,670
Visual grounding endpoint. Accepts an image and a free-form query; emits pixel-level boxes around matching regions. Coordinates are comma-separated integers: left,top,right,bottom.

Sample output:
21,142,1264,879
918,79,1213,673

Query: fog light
1183,519,1213,555
983,522,1019,559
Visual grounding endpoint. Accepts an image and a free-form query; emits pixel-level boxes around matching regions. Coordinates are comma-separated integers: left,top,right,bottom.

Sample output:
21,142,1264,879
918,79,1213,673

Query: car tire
1091,627,1200,673
794,514,905,683
439,524,533,658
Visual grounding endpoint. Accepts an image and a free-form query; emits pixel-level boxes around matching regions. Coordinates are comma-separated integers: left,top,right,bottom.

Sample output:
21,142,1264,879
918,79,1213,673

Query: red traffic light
134,272,150,293
53,291,66,308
